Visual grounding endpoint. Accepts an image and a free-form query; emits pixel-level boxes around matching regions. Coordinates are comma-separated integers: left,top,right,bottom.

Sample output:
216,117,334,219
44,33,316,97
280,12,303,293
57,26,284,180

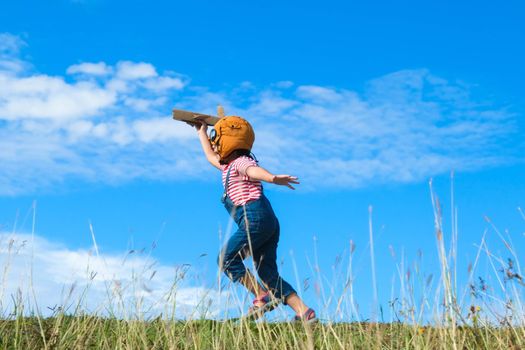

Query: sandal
294,308,317,323
245,292,279,320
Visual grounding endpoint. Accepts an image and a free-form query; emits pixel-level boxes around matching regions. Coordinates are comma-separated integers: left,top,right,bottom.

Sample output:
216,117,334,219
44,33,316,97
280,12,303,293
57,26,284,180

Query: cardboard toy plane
172,105,225,126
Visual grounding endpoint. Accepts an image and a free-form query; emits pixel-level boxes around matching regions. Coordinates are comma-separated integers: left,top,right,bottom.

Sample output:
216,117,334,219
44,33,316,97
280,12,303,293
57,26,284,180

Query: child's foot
294,308,317,323
245,292,279,320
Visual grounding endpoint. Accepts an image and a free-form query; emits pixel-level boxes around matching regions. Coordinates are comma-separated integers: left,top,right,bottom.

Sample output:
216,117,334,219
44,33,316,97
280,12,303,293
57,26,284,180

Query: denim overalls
218,167,296,303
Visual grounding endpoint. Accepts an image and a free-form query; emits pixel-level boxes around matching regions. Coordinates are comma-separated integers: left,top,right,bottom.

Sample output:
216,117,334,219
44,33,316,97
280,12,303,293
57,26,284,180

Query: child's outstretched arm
245,166,300,190
191,120,221,170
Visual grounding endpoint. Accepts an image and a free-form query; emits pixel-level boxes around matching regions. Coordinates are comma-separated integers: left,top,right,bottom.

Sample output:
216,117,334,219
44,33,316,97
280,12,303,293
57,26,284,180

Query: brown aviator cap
210,116,255,161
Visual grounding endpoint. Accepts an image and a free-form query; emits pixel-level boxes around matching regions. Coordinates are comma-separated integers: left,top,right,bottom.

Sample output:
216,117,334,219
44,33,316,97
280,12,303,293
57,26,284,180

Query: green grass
1,180,524,349
0,316,523,349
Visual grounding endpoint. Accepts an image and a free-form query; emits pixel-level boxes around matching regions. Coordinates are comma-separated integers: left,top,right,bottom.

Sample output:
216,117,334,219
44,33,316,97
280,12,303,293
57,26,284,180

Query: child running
191,115,316,322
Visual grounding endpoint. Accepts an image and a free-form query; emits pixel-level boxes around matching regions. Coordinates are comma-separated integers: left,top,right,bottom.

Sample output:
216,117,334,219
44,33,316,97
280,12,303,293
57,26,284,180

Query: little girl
192,116,316,322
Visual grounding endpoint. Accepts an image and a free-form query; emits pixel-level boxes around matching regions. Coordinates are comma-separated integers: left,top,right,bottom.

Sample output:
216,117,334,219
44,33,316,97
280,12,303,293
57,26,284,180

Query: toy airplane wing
172,108,221,126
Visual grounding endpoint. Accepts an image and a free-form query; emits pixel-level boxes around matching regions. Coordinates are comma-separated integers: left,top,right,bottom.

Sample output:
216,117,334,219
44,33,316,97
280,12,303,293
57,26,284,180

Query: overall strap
221,166,233,203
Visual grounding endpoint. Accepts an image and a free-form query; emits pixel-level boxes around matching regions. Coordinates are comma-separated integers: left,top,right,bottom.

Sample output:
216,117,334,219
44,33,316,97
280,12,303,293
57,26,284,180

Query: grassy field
0,316,524,349
0,182,524,349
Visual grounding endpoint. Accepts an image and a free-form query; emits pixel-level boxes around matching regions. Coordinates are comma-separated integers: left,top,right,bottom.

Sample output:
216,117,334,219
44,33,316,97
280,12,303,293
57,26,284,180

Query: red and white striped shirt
221,156,262,206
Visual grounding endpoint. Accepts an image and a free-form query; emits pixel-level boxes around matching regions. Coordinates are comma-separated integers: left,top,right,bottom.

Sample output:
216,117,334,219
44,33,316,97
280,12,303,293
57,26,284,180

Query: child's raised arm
191,120,221,170
245,166,300,190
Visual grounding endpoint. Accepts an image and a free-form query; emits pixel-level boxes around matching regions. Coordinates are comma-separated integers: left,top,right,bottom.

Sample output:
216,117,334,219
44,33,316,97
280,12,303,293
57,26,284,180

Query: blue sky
0,0,524,320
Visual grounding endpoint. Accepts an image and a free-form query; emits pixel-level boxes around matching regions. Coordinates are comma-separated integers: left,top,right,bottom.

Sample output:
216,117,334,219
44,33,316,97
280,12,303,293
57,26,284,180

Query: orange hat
210,116,255,161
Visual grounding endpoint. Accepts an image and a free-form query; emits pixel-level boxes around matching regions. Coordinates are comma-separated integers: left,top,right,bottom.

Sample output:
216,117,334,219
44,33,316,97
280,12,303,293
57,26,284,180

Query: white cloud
296,85,341,102
0,33,26,54
142,76,186,91
0,233,233,318
0,32,29,74
242,77,516,189
133,117,195,143
247,91,298,116
124,96,166,111
0,74,116,120
0,33,520,195
66,120,94,140
67,62,113,76
116,61,157,80
0,57,186,123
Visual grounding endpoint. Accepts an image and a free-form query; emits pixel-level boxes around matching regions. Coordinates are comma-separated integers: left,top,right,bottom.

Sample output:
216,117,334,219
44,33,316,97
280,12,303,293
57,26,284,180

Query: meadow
0,180,524,349
0,316,523,349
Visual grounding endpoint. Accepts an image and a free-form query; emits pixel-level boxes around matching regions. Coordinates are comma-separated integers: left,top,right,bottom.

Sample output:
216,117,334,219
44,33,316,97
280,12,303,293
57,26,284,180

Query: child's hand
272,175,300,190
187,119,208,133
196,120,208,133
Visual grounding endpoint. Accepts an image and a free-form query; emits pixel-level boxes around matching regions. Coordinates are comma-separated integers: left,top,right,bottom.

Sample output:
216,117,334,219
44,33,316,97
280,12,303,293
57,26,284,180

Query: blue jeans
218,193,296,303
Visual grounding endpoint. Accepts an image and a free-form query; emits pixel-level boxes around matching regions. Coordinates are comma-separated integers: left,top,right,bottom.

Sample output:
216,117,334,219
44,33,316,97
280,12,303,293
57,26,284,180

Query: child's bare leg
238,271,266,297
285,293,310,315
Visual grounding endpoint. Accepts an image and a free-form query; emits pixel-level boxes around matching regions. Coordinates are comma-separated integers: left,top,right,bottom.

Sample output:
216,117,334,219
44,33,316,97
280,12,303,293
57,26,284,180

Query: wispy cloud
66,62,113,76
0,232,232,318
0,33,520,195
252,70,518,187
0,33,28,74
